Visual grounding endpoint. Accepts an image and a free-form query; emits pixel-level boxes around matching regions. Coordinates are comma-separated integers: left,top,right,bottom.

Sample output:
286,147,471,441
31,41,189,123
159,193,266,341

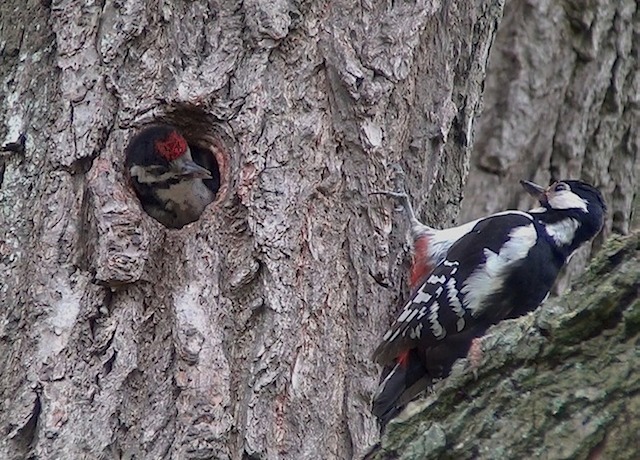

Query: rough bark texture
370,232,640,460
0,1,504,459
460,0,639,291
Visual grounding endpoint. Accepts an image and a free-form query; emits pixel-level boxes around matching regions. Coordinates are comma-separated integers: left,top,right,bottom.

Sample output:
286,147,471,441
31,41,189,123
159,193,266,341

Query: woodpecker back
372,179,606,426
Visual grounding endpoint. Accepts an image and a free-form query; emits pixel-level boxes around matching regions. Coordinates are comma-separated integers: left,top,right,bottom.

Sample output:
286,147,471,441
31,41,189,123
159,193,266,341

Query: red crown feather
155,130,188,161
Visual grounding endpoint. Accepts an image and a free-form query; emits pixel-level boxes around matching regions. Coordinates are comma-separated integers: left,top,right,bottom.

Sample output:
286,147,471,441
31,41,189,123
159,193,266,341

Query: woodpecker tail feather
372,350,431,428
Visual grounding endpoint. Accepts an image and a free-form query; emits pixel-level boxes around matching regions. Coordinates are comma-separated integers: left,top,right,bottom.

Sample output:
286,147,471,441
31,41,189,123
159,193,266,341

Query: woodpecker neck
529,207,602,258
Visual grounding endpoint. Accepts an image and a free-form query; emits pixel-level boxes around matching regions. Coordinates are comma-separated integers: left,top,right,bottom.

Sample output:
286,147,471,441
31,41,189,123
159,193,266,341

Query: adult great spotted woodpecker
125,125,217,229
371,170,606,426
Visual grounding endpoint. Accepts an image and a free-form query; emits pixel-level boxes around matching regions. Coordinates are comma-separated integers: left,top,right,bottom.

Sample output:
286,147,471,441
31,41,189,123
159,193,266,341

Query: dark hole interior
190,143,221,197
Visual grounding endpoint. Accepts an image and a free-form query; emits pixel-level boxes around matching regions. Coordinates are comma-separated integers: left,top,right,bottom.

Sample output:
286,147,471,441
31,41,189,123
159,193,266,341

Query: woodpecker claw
370,165,419,227
371,164,409,203
369,190,409,199
370,190,412,214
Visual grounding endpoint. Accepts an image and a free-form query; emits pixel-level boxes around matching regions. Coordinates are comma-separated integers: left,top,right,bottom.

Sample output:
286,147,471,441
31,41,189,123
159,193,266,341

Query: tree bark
0,0,504,459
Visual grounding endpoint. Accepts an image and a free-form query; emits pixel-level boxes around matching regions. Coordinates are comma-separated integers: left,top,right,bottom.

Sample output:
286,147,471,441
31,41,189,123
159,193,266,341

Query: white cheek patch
548,190,588,211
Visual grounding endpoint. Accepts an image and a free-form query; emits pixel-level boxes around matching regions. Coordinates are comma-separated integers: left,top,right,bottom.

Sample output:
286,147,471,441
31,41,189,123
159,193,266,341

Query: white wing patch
427,274,447,284
443,260,459,269
413,290,433,304
428,302,445,339
446,276,466,332
383,257,458,344
428,219,481,265
461,224,537,317
383,327,401,342
427,211,534,267
409,322,423,339
396,306,413,323
416,305,429,320
404,307,421,324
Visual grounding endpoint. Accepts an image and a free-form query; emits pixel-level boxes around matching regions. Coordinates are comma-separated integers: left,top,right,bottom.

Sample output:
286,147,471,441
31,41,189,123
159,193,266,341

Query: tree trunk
0,0,504,459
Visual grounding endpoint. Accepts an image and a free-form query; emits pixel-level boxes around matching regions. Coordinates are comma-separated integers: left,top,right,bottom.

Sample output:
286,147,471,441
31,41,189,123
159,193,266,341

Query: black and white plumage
371,177,606,426
125,125,218,229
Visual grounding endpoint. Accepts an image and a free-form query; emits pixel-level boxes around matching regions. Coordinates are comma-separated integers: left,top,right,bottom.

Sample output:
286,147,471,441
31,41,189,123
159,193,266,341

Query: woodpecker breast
147,176,216,228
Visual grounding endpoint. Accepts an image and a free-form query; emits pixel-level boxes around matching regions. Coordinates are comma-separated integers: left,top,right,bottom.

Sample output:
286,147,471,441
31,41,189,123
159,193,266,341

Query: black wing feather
373,212,536,366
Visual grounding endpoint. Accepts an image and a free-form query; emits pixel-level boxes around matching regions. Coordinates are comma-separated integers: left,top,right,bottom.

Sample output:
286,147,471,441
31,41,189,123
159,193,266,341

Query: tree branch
371,232,640,460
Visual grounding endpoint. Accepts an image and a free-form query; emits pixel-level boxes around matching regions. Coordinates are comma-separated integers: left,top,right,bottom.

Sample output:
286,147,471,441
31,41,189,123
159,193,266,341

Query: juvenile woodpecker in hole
125,125,216,229
371,170,606,427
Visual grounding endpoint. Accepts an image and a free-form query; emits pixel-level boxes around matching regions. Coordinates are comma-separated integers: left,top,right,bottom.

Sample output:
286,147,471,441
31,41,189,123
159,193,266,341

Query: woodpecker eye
554,182,570,192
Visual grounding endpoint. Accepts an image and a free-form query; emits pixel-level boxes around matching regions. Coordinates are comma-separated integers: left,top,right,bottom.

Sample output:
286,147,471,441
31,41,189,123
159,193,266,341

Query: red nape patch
397,350,411,368
155,130,188,161
409,236,432,290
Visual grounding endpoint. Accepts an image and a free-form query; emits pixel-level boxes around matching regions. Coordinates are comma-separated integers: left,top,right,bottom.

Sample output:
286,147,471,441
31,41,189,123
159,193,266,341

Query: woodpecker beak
171,156,212,179
520,180,548,204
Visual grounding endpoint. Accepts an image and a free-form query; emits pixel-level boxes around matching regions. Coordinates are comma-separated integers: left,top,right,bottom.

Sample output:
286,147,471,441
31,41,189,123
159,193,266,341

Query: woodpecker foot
369,190,412,208
370,165,420,223
370,164,408,196
467,335,491,380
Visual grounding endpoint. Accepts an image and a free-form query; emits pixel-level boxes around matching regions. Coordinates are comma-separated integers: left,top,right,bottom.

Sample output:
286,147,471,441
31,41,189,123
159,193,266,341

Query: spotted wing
373,213,537,366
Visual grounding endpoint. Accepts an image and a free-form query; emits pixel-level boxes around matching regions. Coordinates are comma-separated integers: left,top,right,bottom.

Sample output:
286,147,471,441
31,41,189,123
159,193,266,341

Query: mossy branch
371,233,640,460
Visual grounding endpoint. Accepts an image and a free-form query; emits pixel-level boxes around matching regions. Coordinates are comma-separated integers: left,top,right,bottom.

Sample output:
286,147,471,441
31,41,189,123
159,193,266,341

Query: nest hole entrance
125,123,229,229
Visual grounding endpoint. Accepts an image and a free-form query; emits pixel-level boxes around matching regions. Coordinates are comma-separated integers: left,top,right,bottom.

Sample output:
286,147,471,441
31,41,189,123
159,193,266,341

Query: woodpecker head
126,125,216,228
521,179,606,254
126,126,212,182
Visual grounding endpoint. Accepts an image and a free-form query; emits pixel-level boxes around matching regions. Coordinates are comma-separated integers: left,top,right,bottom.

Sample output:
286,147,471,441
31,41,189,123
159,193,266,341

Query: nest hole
125,119,230,229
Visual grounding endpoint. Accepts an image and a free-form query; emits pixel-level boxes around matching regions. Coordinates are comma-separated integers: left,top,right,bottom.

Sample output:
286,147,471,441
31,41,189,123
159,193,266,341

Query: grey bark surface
0,1,504,459
460,0,639,291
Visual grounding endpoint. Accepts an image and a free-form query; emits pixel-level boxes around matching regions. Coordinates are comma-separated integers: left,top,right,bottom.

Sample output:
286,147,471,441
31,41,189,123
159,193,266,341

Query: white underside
159,179,214,213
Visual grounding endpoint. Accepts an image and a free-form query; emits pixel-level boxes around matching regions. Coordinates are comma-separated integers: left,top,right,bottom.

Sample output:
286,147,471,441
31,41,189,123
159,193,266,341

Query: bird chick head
155,129,189,161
